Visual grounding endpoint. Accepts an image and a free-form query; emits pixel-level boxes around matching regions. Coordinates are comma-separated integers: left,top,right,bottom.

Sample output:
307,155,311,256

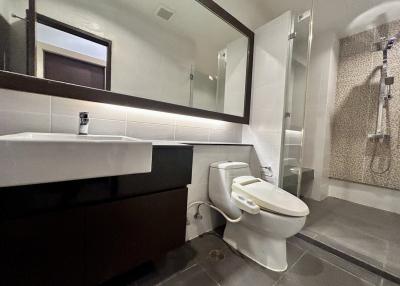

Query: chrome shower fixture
368,31,399,142
385,31,400,50
385,76,394,100
372,31,400,52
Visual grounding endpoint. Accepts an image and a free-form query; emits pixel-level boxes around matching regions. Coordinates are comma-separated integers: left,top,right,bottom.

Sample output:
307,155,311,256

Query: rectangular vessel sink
0,133,152,188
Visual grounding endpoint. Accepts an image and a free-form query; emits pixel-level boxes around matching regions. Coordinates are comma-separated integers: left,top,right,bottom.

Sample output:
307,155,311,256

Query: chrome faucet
78,112,89,135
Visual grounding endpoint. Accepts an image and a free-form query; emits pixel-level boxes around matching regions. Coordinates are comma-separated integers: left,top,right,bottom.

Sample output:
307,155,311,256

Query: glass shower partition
279,9,313,196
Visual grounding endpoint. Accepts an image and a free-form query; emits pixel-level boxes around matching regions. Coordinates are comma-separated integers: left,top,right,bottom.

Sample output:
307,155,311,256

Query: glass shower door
279,9,313,196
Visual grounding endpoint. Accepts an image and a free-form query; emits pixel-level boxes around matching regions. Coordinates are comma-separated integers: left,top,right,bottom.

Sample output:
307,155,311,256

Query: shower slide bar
368,33,399,141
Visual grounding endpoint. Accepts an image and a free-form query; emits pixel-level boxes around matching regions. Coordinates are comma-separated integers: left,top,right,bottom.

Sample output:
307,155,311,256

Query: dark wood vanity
0,144,193,286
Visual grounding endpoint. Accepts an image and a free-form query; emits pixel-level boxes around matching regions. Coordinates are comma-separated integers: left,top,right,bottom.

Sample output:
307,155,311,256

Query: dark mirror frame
0,0,254,124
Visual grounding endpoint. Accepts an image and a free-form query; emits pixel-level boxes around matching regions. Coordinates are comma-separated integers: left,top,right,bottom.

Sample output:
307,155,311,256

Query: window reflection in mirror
0,0,250,117
35,15,112,90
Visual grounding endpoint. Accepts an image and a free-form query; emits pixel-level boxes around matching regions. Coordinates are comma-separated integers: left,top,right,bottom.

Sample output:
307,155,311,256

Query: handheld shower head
386,31,400,50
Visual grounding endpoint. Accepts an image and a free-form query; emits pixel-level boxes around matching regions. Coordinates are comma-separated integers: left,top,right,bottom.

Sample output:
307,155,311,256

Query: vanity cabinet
0,208,85,286
85,188,187,285
0,145,193,286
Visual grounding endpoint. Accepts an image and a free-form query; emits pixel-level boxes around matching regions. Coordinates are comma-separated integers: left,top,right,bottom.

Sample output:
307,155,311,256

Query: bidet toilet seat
232,176,309,217
209,161,309,272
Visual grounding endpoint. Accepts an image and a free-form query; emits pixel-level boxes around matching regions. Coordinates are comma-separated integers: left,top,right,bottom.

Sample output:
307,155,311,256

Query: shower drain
208,249,225,261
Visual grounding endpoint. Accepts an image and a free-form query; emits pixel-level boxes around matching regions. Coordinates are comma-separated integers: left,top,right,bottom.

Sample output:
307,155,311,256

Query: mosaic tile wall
330,19,400,190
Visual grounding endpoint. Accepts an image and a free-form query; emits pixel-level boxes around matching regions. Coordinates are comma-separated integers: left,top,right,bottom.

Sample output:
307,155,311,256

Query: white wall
242,11,292,184
303,32,339,201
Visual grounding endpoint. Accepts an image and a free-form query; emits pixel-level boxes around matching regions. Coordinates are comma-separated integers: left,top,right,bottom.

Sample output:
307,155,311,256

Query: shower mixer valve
385,77,394,99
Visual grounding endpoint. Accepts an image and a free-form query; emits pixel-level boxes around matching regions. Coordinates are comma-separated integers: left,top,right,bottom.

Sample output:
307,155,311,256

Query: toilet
209,161,309,272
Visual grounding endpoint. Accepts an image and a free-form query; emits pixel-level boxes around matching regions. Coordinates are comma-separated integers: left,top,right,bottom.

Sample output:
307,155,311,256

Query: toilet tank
209,162,251,218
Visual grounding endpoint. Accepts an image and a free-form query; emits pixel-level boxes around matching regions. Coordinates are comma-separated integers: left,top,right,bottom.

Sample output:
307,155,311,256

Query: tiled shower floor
105,232,396,286
302,197,400,281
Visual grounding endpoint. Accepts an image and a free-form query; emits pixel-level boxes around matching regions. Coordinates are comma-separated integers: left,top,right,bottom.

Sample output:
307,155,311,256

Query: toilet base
223,222,288,272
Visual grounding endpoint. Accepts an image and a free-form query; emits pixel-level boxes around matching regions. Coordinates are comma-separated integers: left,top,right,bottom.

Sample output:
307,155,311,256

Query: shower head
385,31,400,50
372,31,400,52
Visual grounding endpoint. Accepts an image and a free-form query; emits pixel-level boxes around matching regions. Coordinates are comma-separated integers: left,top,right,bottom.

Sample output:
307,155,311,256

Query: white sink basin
0,133,152,187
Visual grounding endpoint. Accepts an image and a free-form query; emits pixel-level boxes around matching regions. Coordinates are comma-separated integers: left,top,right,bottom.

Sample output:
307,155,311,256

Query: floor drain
209,249,225,261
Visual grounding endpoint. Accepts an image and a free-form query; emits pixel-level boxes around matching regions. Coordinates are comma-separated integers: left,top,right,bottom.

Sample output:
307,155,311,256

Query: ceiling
216,0,400,38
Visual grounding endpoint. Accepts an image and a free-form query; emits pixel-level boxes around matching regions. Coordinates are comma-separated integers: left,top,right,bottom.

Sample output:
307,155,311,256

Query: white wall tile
251,83,285,111
89,119,126,136
0,111,50,135
209,123,242,143
0,89,51,114
52,115,126,136
51,97,127,121
242,12,292,183
126,108,176,125
51,114,77,134
175,114,225,129
222,145,252,162
126,122,175,141
175,126,210,142
190,146,224,186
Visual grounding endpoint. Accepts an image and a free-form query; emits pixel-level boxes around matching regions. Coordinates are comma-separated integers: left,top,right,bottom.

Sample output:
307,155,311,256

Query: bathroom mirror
0,0,254,123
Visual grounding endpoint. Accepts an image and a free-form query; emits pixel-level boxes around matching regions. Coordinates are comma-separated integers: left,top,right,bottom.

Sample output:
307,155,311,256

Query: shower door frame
279,7,314,197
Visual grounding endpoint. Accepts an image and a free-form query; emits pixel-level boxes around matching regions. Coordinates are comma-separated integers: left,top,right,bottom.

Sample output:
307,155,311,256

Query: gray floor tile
288,236,381,285
188,233,230,258
315,223,388,268
379,278,400,286
300,228,319,239
199,249,280,286
159,264,218,286
129,228,400,286
136,233,228,285
384,242,400,277
277,252,374,286
136,244,197,286
304,198,400,243
302,197,400,278
130,232,399,286
198,239,305,286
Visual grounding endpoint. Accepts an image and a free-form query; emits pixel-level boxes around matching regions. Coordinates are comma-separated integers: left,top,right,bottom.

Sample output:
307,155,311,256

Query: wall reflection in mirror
0,0,250,117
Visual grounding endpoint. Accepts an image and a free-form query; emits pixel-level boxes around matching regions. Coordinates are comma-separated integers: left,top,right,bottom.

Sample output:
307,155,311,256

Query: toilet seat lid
232,176,309,217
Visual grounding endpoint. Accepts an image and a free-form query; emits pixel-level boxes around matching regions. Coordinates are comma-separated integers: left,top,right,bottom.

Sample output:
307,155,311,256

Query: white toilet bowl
209,162,309,272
